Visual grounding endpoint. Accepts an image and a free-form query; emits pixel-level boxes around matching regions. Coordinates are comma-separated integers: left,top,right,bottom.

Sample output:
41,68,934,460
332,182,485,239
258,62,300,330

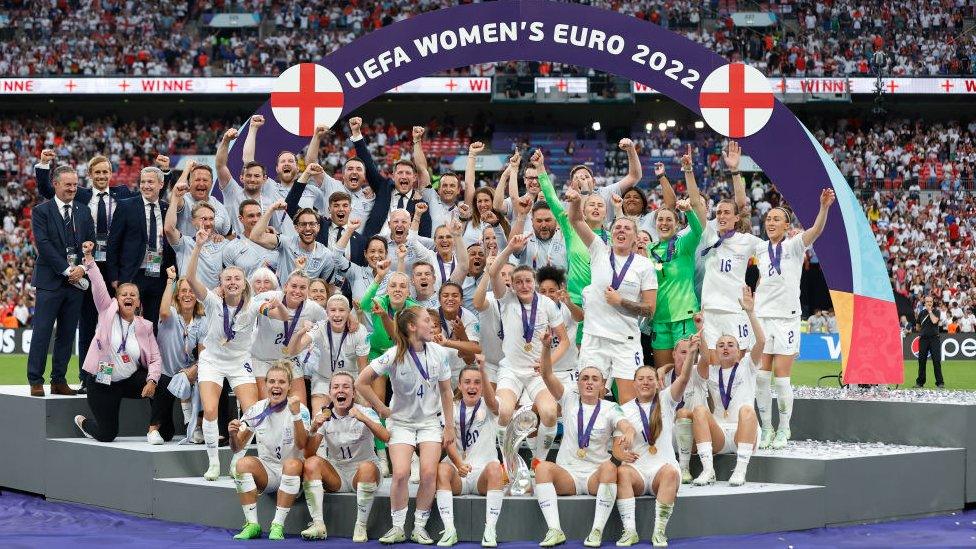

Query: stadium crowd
3,0,975,77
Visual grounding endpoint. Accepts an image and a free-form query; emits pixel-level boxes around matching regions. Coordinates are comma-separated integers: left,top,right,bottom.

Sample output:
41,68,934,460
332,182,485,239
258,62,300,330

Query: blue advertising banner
797,333,842,361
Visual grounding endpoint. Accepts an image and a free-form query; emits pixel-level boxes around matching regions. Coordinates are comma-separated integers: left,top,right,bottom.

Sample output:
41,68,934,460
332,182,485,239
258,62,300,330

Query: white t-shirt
109,315,140,381
582,238,657,343
663,366,706,412
243,399,311,465
551,303,579,373
700,224,762,313
702,355,759,425
249,291,327,361
515,233,568,271
436,307,480,379
618,390,679,459
421,188,460,231
221,237,279,278
221,180,282,236
320,174,373,233
451,397,499,467
178,195,232,237
368,343,452,425
315,404,381,466
276,233,350,286
555,390,626,471
754,235,807,319
173,236,228,289
309,322,370,381
476,292,505,367
199,290,263,363
497,291,564,374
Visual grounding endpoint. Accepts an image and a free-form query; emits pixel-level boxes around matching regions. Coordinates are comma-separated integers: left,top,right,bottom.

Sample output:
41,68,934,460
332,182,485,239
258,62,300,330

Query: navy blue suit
354,138,433,239
106,196,174,328
28,198,96,386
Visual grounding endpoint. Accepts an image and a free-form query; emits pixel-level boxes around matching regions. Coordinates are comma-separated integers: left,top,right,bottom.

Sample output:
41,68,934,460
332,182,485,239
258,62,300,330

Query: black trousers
27,285,82,385
916,335,944,386
83,368,149,442
134,271,165,331
149,374,177,441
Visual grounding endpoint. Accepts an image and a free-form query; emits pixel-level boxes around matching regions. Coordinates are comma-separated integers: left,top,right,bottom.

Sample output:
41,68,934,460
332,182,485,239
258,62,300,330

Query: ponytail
393,306,427,364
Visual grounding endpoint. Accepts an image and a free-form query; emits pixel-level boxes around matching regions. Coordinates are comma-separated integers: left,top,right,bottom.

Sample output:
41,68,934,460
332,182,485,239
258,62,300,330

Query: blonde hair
87,155,111,173
266,361,294,384
634,365,664,444
221,265,252,307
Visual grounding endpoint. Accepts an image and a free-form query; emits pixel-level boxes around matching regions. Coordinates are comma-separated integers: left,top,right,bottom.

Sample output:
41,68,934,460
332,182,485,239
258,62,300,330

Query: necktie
63,205,77,247
148,203,158,251
96,192,108,234
335,225,344,247
397,194,406,209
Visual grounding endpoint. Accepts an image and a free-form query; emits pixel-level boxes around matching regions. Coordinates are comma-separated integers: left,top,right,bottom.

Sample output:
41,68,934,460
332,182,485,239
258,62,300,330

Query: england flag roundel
271,63,344,137
698,63,774,139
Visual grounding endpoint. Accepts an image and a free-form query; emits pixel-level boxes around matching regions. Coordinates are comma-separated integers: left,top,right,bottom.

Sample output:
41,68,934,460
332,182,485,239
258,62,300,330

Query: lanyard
116,314,133,354
327,326,349,373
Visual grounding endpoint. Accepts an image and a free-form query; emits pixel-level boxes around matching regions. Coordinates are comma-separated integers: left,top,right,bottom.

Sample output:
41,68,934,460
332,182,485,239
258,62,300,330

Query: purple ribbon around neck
650,237,677,265
385,301,396,320
637,398,656,444
671,368,685,410
718,362,740,412
460,398,481,452
281,300,305,346
768,240,783,275
327,325,349,373
408,345,429,381
245,399,288,428
610,251,636,290
577,398,602,450
439,308,455,339
223,299,244,341
438,254,455,282
700,229,737,257
116,314,133,354
520,293,539,348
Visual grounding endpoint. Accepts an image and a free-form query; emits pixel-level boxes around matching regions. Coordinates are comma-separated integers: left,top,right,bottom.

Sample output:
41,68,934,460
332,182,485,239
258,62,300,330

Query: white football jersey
555,390,625,470
369,343,452,424
310,322,370,381
754,235,807,319
451,397,499,467
199,290,262,363
700,224,762,313
315,404,381,467
249,292,327,361
702,355,759,425
581,239,657,343
497,291,564,375
243,399,311,465
618,390,679,458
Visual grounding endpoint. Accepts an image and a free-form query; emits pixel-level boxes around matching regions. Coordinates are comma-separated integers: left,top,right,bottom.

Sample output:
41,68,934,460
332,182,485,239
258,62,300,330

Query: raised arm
82,241,113,311
472,258,493,312
539,330,564,401
490,233,526,298
349,118,385,192
722,141,749,214
463,141,484,210
565,187,596,247
164,180,187,246
412,126,431,189
35,149,56,200
613,138,642,192
250,199,285,249
669,333,700,401
447,219,469,284
478,355,499,414
680,144,707,227
655,161,677,211
304,125,327,168
186,229,211,301
739,287,765,365
215,128,237,190
159,266,178,321
242,115,263,164
508,193,531,241
802,189,836,247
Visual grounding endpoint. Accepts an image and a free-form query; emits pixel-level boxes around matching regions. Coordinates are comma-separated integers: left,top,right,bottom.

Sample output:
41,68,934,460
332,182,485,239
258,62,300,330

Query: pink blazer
82,259,162,383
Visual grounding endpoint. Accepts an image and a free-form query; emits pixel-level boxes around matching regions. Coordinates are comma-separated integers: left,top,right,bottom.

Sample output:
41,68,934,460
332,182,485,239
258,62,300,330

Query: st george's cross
698,63,774,139
271,63,345,136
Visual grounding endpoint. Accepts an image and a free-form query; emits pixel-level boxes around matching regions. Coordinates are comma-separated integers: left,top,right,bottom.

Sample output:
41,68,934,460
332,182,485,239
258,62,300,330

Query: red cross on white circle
698,63,774,138
271,63,345,137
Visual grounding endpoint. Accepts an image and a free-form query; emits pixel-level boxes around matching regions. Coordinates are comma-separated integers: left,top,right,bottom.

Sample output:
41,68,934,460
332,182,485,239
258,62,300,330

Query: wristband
657,174,667,179
681,167,693,173
729,170,740,175
292,413,303,423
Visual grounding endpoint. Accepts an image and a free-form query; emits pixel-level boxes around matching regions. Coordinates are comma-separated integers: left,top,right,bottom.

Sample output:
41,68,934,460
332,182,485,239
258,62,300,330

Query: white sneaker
353,521,369,542
758,427,775,449
583,527,602,547
300,521,327,540
437,528,458,546
411,526,434,545
771,428,791,450
204,461,221,481
74,415,93,439
728,466,748,486
147,430,164,445
692,469,716,486
191,426,205,444
481,524,497,547
651,531,669,547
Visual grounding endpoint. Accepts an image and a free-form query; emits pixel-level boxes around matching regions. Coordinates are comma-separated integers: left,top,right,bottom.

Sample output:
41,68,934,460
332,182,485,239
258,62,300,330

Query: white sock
675,418,693,469
202,418,219,463
654,501,674,536
485,489,504,529
436,490,455,531
617,497,636,532
736,442,754,471
181,401,193,424
304,480,324,524
391,506,407,529
697,442,714,473
356,482,377,525
534,423,557,462
414,507,431,529
272,505,290,526
756,370,772,429
241,502,258,524
535,482,561,530
774,376,794,431
591,483,617,532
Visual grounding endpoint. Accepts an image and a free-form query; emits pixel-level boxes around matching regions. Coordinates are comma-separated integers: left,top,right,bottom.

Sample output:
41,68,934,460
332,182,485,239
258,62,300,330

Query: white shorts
554,369,580,388
459,461,497,495
761,317,800,356
259,458,282,494
715,421,760,454
327,459,379,492
388,420,443,447
577,333,642,380
496,368,547,402
252,357,303,380
568,466,596,496
703,310,754,350
483,362,499,383
198,356,256,389
626,455,679,495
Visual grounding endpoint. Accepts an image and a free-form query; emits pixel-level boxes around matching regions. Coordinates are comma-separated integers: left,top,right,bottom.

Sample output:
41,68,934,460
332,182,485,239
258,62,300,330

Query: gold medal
322,407,332,420
648,445,657,455
524,342,533,352
654,262,663,271
724,410,729,419
577,448,587,459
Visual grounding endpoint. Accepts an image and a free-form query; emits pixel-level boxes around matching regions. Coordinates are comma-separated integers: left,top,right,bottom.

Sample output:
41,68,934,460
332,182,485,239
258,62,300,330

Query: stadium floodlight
645,122,654,132
592,121,601,131
658,122,667,131
666,119,676,128
694,120,705,129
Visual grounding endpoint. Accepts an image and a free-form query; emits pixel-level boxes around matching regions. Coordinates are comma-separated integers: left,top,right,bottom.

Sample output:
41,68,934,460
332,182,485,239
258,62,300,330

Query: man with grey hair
28,165,97,396
173,161,232,237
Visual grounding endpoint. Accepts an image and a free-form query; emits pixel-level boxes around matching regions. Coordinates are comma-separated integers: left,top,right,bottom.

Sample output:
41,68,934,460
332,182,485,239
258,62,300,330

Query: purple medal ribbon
610,251,636,290
439,308,455,338
385,301,396,320
245,399,287,428
437,254,455,282
520,293,539,349
223,299,244,341
718,362,739,412
577,398,602,451
327,326,349,373
281,300,305,346
408,345,430,381
700,229,736,257
496,300,504,339
116,314,133,354
460,398,482,453
636,398,656,445
768,240,783,275
670,368,684,410
650,237,677,264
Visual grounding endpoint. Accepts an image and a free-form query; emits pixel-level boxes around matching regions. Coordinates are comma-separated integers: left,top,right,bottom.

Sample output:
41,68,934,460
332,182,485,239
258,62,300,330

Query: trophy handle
502,405,539,496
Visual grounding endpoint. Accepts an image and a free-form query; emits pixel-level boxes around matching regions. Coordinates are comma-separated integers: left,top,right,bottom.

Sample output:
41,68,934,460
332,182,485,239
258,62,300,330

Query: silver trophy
501,405,538,496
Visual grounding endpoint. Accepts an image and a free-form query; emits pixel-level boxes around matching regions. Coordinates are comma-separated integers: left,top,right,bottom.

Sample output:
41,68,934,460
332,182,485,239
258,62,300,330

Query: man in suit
36,152,138,388
352,130,432,239
106,166,174,328
285,172,366,265
28,165,97,396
